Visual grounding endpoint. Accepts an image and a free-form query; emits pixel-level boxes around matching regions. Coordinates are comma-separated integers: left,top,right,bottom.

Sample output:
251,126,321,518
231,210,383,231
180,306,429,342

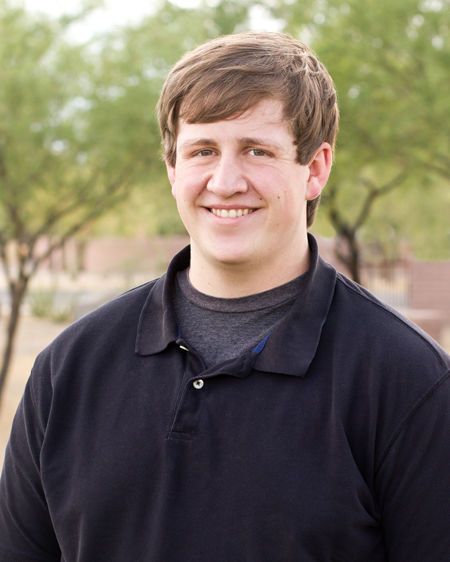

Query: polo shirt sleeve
376,370,450,562
0,351,61,562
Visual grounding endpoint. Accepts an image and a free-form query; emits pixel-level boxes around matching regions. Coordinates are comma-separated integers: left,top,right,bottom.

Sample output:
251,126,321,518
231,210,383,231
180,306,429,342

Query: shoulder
327,272,449,434
324,272,450,474
24,278,164,437
331,271,449,375
331,269,449,427
32,279,158,376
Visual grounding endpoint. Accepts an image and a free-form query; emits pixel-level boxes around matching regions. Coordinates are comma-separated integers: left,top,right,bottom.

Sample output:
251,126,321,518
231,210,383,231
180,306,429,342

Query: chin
210,252,250,267
205,245,255,268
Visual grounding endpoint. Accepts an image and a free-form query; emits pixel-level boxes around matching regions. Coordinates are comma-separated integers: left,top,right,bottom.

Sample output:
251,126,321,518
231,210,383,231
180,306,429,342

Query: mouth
208,208,256,218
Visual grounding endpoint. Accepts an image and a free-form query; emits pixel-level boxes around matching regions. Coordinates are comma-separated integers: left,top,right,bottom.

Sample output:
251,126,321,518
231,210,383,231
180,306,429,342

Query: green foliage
270,0,449,259
0,1,163,250
28,290,54,319
28,290,75,323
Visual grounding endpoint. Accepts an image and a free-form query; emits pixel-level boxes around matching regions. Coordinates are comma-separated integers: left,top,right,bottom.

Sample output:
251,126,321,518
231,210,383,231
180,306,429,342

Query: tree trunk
347,236,362,284
75,238,87,274
0,278,28,404
335,232,362,284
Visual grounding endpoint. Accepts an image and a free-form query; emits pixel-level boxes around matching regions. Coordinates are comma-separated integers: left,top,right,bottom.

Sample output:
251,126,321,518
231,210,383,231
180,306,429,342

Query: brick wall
409,261,450,315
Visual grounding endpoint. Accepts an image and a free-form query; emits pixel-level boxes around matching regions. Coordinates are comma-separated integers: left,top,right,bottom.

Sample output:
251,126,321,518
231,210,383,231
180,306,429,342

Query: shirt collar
253,235,336,376
135,235,336,377
135,246,190,356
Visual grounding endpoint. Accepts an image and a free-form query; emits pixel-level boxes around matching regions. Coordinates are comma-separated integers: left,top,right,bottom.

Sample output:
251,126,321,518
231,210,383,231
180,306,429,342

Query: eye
194,148,215,157
248,148,271,157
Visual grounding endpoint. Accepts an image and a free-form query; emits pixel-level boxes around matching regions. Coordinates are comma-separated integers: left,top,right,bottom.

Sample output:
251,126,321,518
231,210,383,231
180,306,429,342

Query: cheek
279,188,306,219
172,174,201,200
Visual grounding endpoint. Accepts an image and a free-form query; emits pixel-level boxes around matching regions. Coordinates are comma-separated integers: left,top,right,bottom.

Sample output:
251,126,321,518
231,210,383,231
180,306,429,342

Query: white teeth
211,208,253,218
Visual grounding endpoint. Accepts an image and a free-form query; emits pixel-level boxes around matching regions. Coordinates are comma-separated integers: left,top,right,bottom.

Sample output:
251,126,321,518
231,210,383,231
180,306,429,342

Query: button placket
168,345,208,439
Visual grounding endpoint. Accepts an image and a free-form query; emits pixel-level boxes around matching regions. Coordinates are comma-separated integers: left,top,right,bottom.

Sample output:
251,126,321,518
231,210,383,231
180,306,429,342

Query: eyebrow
178,137,285,151
178,138,218,150
239,137,284,151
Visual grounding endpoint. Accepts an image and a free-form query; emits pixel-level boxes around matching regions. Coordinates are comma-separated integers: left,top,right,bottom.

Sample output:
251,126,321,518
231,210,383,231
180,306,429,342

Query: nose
206,154,248,197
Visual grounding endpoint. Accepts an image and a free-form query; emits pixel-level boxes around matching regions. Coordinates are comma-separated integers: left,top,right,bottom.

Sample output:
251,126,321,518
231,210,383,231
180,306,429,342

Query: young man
1,32,449,562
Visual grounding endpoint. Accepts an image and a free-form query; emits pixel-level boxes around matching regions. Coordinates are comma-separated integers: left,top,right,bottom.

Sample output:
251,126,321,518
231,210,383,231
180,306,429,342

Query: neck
188,243,310,298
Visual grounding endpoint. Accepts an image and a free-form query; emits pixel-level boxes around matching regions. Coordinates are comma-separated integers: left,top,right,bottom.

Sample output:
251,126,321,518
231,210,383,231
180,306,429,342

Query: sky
18,0,281,42
19,0,203,41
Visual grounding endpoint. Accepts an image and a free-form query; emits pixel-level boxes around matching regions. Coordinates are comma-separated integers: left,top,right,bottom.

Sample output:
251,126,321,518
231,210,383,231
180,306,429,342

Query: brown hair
157,31,339,226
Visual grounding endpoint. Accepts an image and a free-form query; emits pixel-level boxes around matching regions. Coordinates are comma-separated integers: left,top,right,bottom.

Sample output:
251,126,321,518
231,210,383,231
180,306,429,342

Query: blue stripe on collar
252,333,271,354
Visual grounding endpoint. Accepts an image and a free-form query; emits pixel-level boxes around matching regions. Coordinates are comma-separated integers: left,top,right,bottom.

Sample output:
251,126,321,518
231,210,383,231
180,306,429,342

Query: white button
193,379,204,390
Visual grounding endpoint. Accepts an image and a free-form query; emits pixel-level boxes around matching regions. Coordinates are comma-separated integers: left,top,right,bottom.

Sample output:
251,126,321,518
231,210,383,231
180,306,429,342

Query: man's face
167,98,327,279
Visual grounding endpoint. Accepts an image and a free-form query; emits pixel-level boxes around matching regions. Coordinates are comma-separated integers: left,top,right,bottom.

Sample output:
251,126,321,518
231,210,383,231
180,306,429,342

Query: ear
165,162,176,197
305,142,333,201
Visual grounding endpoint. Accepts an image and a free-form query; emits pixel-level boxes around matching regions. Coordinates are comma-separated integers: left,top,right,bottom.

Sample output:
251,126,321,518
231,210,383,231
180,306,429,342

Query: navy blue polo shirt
1,236,449,562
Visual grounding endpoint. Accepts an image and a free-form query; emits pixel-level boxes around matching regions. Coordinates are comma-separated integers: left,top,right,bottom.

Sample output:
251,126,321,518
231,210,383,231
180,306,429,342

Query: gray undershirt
174,269,306,367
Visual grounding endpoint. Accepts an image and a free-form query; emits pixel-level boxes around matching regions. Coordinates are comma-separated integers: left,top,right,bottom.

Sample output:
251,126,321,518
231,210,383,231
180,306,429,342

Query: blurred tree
270,0,449,279
0,1,157,399
92,0,256,236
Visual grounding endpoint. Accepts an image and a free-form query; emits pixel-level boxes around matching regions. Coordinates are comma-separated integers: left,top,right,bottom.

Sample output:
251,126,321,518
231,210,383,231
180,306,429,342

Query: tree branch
324,182,354,238
355,171,407,231
29,181,131,275
30,168,104,243
30,162,135,245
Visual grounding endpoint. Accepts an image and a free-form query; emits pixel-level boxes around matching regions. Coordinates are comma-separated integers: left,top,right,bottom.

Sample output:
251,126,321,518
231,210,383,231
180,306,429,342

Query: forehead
176,99,293,144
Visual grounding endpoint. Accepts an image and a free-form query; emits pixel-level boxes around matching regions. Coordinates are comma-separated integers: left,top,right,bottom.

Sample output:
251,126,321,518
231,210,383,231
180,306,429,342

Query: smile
209,208,255,218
